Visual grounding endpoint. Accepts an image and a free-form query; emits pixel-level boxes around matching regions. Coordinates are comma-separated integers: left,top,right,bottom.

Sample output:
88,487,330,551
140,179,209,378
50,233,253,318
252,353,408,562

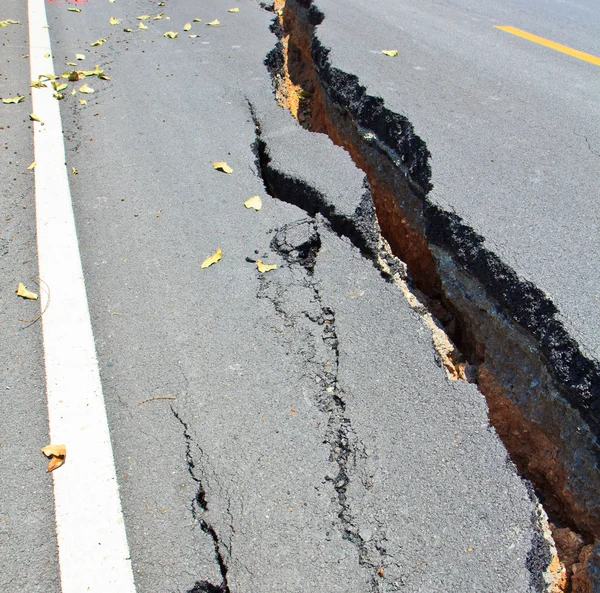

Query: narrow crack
259,2,600,590
253,215,393,590
171,406,231,593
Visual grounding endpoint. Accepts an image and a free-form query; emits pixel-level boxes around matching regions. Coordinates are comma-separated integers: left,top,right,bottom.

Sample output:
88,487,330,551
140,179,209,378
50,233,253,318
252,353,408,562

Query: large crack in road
259,0,600,589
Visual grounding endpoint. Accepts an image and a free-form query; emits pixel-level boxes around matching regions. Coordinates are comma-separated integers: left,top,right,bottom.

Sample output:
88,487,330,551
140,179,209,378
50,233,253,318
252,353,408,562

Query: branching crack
171,406,231,593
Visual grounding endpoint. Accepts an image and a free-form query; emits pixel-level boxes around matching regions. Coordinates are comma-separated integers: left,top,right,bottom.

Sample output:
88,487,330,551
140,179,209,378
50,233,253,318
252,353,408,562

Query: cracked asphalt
1,0,597,591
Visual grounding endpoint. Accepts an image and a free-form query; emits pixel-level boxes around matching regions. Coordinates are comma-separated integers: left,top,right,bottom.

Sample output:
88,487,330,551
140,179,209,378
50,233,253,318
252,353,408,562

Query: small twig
137,395,177,406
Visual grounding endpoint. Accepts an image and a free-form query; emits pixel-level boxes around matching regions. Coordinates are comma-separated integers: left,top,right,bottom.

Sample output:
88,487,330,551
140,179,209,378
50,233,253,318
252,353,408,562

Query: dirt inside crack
264,1,600,590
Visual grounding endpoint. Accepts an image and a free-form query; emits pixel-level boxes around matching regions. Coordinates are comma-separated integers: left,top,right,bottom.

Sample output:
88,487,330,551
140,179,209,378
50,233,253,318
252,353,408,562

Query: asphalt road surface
1,0,599,592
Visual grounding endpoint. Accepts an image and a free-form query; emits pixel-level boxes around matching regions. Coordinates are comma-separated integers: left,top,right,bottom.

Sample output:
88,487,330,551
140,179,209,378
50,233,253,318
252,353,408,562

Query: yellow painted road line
495,25,600,66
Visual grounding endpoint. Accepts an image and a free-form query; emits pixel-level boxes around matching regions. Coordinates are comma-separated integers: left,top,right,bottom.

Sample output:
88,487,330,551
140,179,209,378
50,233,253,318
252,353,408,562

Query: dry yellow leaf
72,167,78,175
207,19,220,26
90,38,107,46
244,195,262,210
41,444,66,472
138,22,148,30
16,282,38,300
137,15,151,20
257,260,276,273
381,49,398,57
29,113,42,122
124,28,132,32
67,7,82,12
31,79,46,88
79,83,94,94
189,34,198,38
183,23,191,31
27,161,36,170
3,95,25,104
193,18,201,22
164,31,178,38
153,12,164,20
75,53,85,60
213,161,232,174
201,247,222,269
80,99,87,105
228,8,240,13
109,16,120,25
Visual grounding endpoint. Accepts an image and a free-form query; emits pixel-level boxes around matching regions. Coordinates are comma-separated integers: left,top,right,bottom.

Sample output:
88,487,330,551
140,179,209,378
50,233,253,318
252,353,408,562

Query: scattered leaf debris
71,167,78,175
0,20,21,27
207,19,220,26
213,161,232,174
16,282,38,300
244,195,262,210
109,16,120,25
29,113,42,123
67,7,82,12
201,247,222,269
28,161,36,170
257,260,276,273
79,83,94,94
90,38,107,47
138,22,148,30
381,49,398,57
228,8,240,13
163,31,178,39
41,444,66,472
183,23,191,31
75,53,85,60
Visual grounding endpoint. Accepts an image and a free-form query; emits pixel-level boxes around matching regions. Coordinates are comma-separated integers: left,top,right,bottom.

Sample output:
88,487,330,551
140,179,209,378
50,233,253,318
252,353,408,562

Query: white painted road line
27,1,137,591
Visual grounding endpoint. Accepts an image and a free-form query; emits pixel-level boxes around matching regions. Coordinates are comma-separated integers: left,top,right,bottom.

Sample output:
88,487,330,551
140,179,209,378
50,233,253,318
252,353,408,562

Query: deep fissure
261,0,600,589
171,406,231,593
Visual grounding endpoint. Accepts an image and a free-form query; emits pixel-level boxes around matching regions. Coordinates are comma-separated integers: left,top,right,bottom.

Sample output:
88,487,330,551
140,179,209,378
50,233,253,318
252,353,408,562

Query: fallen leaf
90,38,107,46
66,61,77,66
189,34,198,38
53,82,68,92
28,161,36,170
71,88,77,95
381,49,398,57
207,19,220,26
213,161,232,174
75,53,85,60
80,99,87,105
2,95,25,104
163,31,178,38
71,167,79,175
109,0,116,3
183,23,191,31
201,247,222,269
137,15,151,20
257,260,276,273
228,8,240,13
109,16,120,25
67,70,81,81
16,282,38,300
67,7,82,12
41,444,66,472
79,83,94,94
44,52,51,58
0,20,21,27
244,195,262,210
377,568,385,577
158,1,165,5
153,13,165,20
53,93,64,100
124,28,132,32
138,22,148,30
193,18,201,22
29,113,42,122
31,79,47,88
